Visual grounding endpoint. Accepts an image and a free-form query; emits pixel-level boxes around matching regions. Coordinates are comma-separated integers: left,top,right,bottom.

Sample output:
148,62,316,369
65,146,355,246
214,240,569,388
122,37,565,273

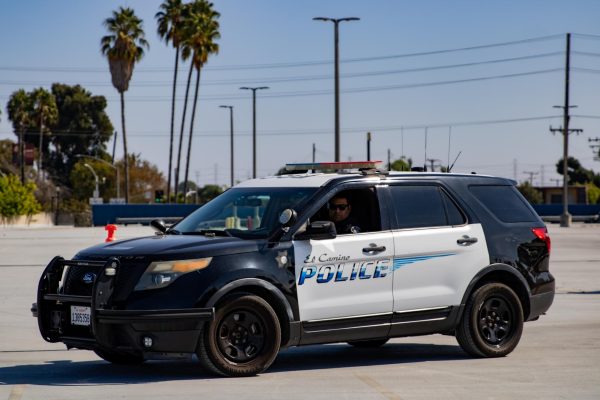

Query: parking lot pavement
0,224,598,399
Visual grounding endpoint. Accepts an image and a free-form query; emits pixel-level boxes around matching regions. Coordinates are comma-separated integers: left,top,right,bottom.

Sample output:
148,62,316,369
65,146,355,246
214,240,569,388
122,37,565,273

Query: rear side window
390,185,465,229
469,185,537,223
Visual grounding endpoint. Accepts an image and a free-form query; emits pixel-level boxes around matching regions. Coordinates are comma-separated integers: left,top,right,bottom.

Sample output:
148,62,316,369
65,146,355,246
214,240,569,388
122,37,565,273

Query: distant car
33,161,554,376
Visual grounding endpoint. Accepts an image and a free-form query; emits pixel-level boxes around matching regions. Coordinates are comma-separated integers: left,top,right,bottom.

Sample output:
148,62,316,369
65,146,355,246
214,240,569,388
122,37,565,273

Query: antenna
448,151,462,172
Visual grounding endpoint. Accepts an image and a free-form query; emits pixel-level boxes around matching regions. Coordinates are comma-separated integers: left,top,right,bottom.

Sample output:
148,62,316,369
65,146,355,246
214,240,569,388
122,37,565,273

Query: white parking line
7,385,25,400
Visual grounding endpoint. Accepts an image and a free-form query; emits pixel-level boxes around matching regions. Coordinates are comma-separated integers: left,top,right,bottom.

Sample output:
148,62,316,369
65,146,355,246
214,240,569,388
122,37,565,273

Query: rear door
388,183,489,312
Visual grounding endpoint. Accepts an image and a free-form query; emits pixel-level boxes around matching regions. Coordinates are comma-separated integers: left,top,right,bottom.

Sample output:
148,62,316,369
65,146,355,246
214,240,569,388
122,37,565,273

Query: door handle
362,245,386,254
457,235,478,246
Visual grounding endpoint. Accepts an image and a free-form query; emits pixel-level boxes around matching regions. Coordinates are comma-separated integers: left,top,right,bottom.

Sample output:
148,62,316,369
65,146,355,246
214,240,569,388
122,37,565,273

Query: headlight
134,257,212,291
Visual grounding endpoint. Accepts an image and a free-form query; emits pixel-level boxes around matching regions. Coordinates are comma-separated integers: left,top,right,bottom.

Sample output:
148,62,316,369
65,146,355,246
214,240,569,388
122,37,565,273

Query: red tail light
532,227,551,254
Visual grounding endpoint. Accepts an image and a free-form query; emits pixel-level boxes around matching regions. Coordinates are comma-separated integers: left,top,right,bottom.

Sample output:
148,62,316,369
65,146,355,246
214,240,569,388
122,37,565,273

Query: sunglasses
329,203,349,211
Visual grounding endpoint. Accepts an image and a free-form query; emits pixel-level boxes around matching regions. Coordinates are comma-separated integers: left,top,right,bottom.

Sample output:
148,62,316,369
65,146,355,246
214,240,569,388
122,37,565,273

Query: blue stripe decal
392,253,455,271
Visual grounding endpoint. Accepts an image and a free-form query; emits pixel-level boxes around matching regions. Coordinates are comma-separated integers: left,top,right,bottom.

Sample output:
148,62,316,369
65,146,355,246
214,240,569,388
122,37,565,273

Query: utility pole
240,87,269,178
513,159,518,181
366,132,372,161
423,127,428,171
219,105,235,186
541,165,545,187
313,16,360,161
387,148,391,171
523,171,539,186
589,137,600,161
312,143,316,163
549,33,582,227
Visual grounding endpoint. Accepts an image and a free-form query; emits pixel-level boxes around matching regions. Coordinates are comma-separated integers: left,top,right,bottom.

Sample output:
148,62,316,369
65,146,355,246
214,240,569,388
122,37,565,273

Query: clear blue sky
1,0,600,187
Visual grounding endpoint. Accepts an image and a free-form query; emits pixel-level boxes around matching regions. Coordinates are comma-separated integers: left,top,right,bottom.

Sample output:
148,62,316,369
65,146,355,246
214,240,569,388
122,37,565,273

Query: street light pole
75,154,120,199
313,16,360,162
83,163,99,199
240,87,269,178
219,105,235,187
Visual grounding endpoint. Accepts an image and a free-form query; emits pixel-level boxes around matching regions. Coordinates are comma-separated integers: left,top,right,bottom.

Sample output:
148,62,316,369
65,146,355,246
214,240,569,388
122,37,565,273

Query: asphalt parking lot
0,224,598,399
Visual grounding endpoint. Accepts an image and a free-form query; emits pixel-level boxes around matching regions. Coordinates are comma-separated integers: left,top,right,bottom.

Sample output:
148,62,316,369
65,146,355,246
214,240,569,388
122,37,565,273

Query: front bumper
34,256,214,355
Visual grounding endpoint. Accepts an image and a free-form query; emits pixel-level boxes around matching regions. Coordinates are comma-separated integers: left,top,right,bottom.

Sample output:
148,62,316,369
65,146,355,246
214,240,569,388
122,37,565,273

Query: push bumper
34,256,214,355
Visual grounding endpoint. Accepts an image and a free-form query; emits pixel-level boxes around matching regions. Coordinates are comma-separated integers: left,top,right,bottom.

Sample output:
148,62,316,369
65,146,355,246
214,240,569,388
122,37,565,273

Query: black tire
94,348,145,365
456,283,523,357
347,339,389,348
197,294,281,377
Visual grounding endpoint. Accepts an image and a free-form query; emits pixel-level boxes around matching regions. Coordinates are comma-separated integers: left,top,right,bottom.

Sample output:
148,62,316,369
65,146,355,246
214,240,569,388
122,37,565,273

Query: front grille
63,264,103,296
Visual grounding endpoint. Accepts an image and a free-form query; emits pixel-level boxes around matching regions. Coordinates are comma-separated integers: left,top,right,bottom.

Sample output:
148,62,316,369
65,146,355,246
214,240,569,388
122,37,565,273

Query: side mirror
150,219,168,234
294,221,337,241
279,209,297,227
268,209,298,243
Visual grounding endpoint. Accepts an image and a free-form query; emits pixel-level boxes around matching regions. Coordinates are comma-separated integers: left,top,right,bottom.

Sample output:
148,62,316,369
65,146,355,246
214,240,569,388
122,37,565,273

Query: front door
292,186,395,322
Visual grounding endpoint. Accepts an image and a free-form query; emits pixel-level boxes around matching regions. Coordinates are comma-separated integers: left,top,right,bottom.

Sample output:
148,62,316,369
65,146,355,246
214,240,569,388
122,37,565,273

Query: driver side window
310,187,382,235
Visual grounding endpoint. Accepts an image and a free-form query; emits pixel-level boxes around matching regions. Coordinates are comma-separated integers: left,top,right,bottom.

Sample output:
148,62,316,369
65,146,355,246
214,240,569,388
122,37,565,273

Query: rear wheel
456,283,523,357
197,294,281,377
347,339,389,348
94,348,145,365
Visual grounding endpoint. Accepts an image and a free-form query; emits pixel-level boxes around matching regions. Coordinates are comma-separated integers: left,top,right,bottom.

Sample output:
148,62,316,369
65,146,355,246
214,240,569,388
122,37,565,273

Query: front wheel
197,294,281,377
456,283,523,357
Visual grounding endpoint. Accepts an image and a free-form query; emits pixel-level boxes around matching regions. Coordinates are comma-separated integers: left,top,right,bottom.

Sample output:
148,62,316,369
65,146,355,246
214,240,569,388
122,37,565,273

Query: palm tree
181,0,220,201
156,0,185,203
101,7,149,203
30,87,58,177
7,89,32,183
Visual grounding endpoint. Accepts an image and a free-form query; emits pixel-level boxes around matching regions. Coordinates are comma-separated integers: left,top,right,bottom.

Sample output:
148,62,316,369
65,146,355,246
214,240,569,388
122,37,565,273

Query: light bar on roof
285,161,383,172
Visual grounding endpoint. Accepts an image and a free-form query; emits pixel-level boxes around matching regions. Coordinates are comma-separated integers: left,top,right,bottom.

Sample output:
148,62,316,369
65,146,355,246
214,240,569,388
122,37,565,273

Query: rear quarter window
469,185,538,223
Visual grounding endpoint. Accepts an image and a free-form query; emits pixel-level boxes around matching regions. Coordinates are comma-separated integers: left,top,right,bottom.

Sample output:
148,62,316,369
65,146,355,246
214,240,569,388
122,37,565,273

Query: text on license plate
71,305,91,326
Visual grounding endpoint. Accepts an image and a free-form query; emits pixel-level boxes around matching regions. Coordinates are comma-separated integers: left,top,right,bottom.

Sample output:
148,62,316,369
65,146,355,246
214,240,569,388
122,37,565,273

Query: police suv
33,161,554,376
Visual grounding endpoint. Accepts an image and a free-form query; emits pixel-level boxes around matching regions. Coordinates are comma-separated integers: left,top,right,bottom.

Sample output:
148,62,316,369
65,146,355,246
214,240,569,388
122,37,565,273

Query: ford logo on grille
82,272,96,284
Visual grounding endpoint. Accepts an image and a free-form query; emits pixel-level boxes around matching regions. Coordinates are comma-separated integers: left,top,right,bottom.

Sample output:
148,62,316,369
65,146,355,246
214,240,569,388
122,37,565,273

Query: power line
0,68,562,103
573,51,600,57
573,67,600,74
0,52,563,88
0,114,566,139
572,33,600,40
0,34,564,73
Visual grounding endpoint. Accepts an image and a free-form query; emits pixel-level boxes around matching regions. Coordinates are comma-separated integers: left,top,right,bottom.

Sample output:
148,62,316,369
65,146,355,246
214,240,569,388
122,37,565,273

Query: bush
587,183,600,204
0,174,42,223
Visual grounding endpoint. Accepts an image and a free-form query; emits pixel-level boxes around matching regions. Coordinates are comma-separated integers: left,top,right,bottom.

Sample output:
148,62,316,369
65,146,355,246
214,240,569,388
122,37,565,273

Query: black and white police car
33,161,554,376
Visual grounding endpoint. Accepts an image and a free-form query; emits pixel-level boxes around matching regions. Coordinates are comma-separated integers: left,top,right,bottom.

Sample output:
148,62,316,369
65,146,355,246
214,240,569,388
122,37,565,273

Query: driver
328,194,361,234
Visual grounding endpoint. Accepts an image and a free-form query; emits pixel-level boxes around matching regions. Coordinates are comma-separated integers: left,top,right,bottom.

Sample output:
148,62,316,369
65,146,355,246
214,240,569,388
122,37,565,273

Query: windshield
173,187,318,239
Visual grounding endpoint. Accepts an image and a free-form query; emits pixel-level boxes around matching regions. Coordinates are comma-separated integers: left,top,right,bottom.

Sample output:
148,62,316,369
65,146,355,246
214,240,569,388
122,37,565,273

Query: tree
180,0,220,202
197,184,223,204
390,157,412,171
101,7,149,203
45,84,114,188
517,181,543,204
0,174,41,223
0,140,17,176
29,87,58,174
156,0,185,203
124,154,166,203
556,157,593,185
6,89,32,184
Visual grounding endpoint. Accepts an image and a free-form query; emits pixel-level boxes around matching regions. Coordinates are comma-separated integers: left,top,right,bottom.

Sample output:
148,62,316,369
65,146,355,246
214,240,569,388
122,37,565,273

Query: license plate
71,305,91,326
